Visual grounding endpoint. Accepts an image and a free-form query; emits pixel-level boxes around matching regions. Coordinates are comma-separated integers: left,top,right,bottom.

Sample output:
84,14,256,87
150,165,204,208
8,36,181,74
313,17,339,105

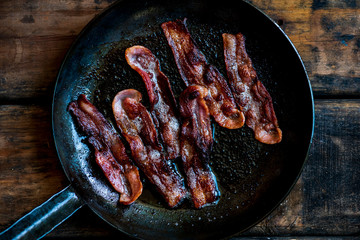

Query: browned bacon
68,94,142,205
223,33,282,144
125,46,181,160
112,89,187,207
161,19,245,129
180,85,220,208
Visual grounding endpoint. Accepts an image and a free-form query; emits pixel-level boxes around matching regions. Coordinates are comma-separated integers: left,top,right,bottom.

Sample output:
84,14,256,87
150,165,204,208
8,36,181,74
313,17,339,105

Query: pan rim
52,0,315,238
228,0,315,236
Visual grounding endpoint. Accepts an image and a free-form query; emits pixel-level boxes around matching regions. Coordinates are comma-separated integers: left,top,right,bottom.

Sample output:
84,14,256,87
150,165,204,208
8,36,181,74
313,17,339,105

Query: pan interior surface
53,0,314,239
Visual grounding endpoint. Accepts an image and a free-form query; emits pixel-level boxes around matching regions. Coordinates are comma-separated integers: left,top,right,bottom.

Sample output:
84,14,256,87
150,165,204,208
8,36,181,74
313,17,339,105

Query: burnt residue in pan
77,19,284,210
53,0,313,237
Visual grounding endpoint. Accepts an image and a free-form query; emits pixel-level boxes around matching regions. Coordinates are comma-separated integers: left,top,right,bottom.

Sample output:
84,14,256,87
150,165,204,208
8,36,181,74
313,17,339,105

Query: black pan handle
0,185,84,240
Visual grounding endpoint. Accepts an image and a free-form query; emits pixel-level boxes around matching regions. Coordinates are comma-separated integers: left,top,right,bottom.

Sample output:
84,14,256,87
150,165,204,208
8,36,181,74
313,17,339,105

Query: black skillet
0,0,314,239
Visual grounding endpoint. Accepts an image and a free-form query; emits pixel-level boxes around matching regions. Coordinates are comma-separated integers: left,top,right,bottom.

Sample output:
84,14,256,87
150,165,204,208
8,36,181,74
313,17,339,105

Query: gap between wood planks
1,1,360,102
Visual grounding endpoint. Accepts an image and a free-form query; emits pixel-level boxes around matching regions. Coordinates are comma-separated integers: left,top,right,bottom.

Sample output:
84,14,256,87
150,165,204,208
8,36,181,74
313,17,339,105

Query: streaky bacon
161,18,245,129
125,46,181,160
180,85,220,208
222,33,282,144
112,89,187,207
68,94,142,205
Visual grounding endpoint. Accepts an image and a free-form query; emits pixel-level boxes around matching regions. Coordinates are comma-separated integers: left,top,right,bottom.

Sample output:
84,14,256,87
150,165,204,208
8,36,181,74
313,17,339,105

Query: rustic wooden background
0,0,359,239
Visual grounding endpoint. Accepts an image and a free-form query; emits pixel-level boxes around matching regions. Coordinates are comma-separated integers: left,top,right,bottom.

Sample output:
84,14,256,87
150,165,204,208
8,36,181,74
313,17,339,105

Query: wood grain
242,99,360,237
0,0,114,101
0,36,74,102
0,105,67,229
0,100,359,238
0,0,359,239
0,0,359,101
249,0,360,97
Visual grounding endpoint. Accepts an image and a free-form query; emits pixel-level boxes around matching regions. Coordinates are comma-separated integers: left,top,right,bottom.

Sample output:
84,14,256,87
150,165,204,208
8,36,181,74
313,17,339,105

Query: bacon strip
223,33,282,144
68,94,142,205
180,85,220,208
161,19,245,129
125,46,181,160
112,89,186,207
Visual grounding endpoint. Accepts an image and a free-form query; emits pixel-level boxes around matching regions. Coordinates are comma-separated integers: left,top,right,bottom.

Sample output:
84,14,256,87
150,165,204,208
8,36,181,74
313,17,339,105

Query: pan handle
0,185,84,240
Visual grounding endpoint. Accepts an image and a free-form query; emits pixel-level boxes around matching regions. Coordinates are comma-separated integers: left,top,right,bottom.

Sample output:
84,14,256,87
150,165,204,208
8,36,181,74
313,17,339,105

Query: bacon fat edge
180,85,220,208
161,18,245,129
125,46,181,160
223,33,282,144
68,94,143,205
112,89,187,208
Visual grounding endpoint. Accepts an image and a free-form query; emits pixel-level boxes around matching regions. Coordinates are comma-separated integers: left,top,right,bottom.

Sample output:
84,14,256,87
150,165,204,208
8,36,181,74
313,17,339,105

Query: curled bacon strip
68,94,142,205
223,33,282,144
161,19,245,129
125,46,181,160
112,89,186,207
180,85,220,208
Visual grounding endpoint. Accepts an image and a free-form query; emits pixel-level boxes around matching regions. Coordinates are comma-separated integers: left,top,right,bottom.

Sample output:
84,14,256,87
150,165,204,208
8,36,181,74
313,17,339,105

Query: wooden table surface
0,0,359,239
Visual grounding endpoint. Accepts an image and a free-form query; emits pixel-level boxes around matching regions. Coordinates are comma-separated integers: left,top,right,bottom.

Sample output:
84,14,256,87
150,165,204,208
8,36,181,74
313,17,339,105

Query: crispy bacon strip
125,46,181,160
180,85,220,208
223,33,282,144
112,89,186,207
68,94,142,205
161,18,245,129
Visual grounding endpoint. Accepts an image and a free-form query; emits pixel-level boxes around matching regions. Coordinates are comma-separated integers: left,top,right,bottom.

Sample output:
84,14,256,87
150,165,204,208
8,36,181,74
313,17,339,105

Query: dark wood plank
0,105,68,230
241,99,360,237
1,100,359,238
0,0,114,102
311,0,358,10
0,36,74,102
302,100,360,234
248,0,360,97
0,0,359,101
